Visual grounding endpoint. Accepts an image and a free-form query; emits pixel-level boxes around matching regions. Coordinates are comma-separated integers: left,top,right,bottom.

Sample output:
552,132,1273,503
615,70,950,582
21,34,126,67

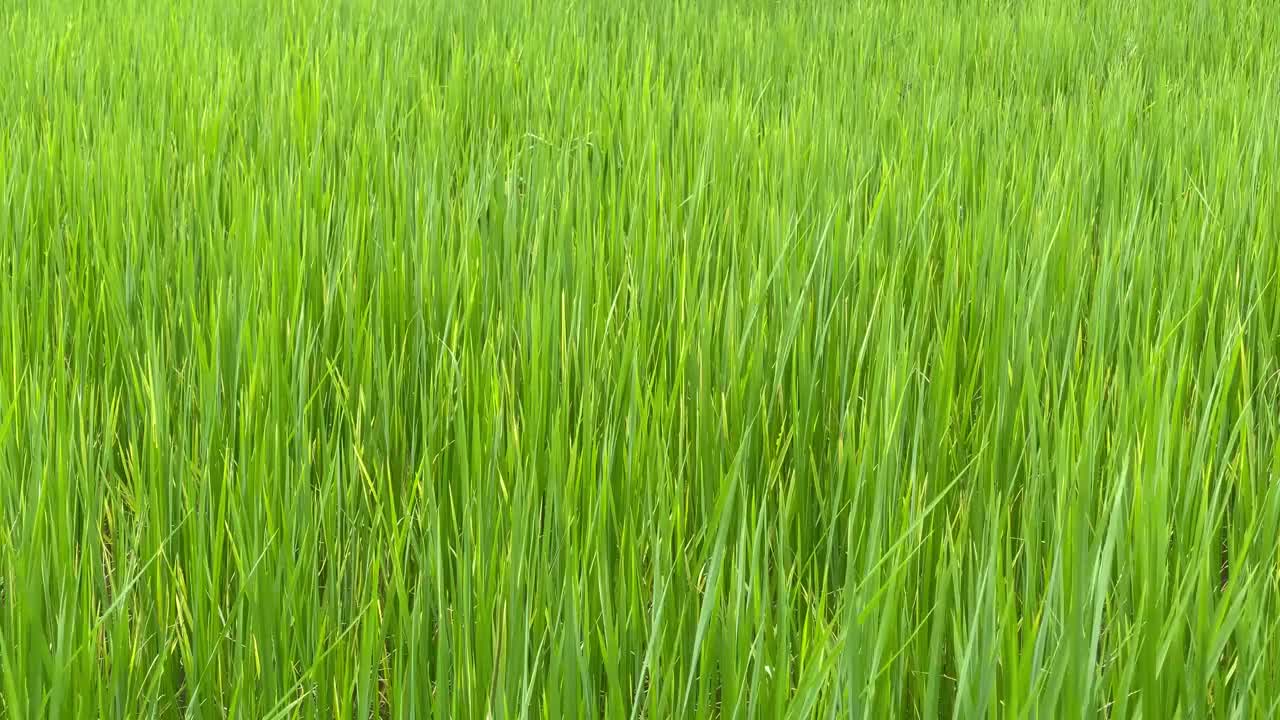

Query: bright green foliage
2,0,1279,717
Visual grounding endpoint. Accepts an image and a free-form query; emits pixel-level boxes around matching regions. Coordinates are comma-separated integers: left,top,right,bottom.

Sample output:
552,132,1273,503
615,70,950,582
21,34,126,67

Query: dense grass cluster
3,0,1279,716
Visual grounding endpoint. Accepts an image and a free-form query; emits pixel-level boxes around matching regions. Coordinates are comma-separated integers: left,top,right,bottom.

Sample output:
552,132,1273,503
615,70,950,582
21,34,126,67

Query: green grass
2,0,1279,716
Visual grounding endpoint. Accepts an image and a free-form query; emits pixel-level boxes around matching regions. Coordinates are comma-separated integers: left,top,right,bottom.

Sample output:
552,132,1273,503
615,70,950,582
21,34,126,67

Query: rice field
2,0,1279,717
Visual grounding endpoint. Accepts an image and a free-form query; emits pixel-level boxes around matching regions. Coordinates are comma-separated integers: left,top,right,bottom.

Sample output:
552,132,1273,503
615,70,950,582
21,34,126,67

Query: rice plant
2,0,1279,717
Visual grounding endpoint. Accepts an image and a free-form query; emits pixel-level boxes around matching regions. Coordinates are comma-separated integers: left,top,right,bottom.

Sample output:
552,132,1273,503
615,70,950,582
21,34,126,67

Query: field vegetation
2,0,1279,716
